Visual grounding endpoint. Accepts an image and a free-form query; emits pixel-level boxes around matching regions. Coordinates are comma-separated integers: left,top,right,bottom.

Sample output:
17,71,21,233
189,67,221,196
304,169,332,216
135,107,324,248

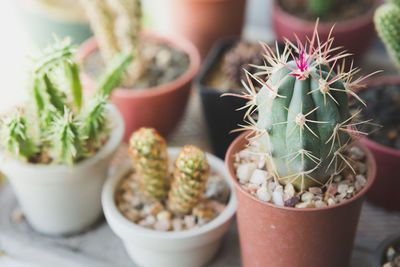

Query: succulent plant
167,145,209,215
128,128,170,201
80,0,147,86
374,0,400,71
229,22,378,191
307,0,336,17
0,38,133,165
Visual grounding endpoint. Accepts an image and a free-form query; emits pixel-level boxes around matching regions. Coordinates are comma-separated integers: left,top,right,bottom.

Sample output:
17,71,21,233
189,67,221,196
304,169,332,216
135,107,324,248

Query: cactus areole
231,22,378,191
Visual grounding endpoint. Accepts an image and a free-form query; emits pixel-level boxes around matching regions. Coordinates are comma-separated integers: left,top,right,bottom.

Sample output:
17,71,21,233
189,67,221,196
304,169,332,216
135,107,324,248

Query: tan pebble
118,202,131,212
172,218,184,231
157,211,172,221
125,210,140,222
357,163,367,174
184,215,196,229
301,192,314,202
295,201,312,208
382,262,395,267
11,209,24,223
327,198,336,206
154,220,172,231
193,206,214,218
314,200,327,208
308,187,322,195
143,203,163,216
327,183,338,195
209,200,226,214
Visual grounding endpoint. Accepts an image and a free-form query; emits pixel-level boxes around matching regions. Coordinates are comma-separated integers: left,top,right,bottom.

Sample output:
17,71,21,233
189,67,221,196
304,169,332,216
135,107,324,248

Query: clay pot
225,132,377,267
169,0,246,60
358,76,400,211
272,0,379,62
373,232,400,267
78,33,201,142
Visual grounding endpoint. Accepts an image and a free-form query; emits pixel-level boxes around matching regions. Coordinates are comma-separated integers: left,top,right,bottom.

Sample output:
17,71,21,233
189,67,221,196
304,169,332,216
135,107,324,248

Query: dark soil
353,85,400,150
204,40,264,93
84,39,190,90
278,0,376,22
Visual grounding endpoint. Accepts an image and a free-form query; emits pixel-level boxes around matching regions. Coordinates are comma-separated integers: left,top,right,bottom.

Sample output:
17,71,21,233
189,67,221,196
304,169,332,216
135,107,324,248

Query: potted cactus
352,0,400,211
225,23,377,267
272,0,379,62
0,38,132,235
102,128,236,267
78,0,200,141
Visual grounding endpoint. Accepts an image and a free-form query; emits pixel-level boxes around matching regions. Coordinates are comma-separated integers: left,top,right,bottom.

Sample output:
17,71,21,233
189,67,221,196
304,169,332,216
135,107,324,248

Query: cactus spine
129,128,170,201
374,0,400,71
167,145,209,215
81,0,146,85
233,23,377,191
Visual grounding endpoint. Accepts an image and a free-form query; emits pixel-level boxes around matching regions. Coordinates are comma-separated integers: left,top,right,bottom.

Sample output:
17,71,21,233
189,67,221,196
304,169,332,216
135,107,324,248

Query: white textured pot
0,104,124,235
102,148,237,267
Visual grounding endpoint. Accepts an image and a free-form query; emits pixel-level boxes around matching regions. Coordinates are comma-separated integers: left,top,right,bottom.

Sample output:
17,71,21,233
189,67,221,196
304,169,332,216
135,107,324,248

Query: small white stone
257,157,266,169
172,218,184,231
327,198,336,206
284,184,295,198
250,169,269,185
154,220,171,231
315,200,327,208
156,211,172,221
268,181,276,193
184,215,196,229
350,146,364,160
347,186,355,194
357,162,367,174
295,201,312,208
145,215,156,225
356,175,367,187
236,163,257,183
301,192,314,202
337,183,349,194
272,186,284,206
256,183,271,202
309,187,322,195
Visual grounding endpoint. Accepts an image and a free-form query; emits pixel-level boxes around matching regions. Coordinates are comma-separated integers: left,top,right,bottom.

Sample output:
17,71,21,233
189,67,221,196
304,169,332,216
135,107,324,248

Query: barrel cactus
232,23,377,191
374,0,400,71
129,128,170,201
167,145,209,215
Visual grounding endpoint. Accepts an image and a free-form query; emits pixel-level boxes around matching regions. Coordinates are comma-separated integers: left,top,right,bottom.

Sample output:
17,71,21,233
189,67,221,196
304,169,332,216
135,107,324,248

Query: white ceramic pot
102,148,237,267
0,104,124,235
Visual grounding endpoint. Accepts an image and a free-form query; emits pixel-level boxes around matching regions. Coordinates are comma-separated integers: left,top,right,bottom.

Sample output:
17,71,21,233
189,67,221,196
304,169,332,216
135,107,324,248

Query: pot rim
358,75,400,157
77,32,201,99
0,104,124,172
102,147,237,240
373,232,400,267
273,0,380,32
225,131,377,212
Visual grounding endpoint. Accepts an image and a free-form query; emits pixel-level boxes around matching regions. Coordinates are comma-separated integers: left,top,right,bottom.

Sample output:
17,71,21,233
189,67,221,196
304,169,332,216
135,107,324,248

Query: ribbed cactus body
167,145,209,215
256,60,351,190
374,2,400,70
129,128,169,201
308,0,335,17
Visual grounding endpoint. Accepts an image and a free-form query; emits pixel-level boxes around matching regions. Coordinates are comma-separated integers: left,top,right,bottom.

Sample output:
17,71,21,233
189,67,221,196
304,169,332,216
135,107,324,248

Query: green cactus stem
374,1,400,71
129,128,170,201
167,145,209,215
232,23,378,191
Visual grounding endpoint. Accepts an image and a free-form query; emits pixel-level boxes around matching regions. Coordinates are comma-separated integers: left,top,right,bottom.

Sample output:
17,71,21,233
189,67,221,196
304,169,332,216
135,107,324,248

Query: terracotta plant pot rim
358,75,400,157
273,0,380,32
225,131,377,213
77,32,201,99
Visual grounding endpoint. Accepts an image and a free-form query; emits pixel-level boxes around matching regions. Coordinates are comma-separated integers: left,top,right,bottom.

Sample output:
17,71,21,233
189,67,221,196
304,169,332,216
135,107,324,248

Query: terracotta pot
78,33,201,142
358,76,400,211
169,0,246,60
225,132,376,267
373,232,400,267
272,0,379,62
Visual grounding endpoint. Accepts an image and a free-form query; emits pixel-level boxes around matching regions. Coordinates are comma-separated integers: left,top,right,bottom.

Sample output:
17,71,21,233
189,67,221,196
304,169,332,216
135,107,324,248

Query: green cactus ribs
233,22,378,191
129,128,170,201
167,145,209,215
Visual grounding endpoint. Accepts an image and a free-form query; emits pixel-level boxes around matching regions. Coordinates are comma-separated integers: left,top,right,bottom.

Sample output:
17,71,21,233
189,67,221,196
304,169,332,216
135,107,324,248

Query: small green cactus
308,0,335,18
374,0,400,71
129,128,170,201
0,38,133,165
167,145,209,215
230,23,377,191
80,0,146,86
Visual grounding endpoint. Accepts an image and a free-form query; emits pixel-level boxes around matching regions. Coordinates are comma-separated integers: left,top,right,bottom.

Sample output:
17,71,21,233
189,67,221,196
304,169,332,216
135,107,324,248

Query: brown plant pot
225,132,377,267
272,0,379,62
78,33,200,142
169,0,246,60
358,75,400,211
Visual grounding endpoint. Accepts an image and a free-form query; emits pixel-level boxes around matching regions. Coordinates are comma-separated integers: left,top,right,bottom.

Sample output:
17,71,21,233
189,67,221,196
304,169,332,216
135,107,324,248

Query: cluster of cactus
374,0,400,71
231,23,377,191
0,38,133,165
80,0,146,86
129,128,209,215
307,0,336,17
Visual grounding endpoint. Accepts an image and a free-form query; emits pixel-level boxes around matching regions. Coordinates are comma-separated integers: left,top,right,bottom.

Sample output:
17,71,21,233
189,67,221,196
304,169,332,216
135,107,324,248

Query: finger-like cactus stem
167,145,209,215
129,128,169,201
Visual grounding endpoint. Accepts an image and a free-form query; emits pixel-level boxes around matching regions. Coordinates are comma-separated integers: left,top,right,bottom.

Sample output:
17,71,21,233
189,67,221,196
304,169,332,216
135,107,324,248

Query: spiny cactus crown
231,23,377,191
374,0,400,71
0,38,133,165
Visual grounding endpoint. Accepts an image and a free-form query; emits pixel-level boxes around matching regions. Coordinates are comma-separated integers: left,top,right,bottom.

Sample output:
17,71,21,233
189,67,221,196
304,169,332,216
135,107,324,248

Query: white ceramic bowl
102,148,237,267
0,104,124,235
